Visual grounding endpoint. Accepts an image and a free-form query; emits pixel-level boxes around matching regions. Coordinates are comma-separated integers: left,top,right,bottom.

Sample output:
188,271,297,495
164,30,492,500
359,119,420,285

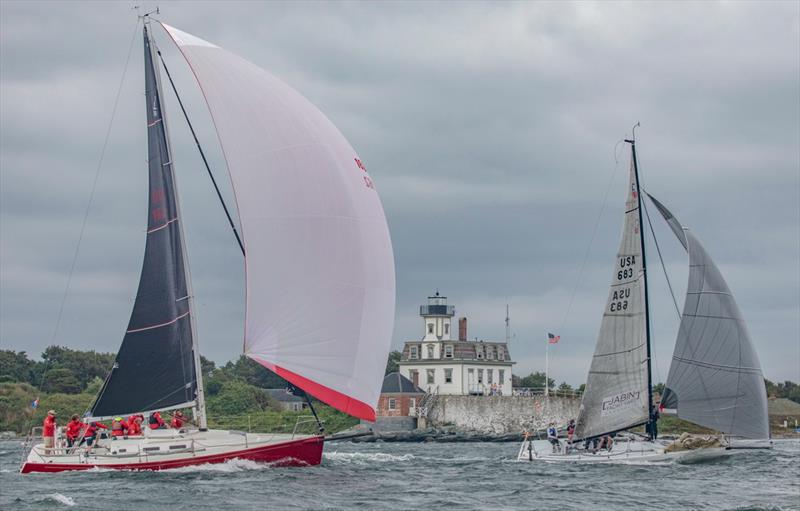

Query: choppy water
1,439,797,510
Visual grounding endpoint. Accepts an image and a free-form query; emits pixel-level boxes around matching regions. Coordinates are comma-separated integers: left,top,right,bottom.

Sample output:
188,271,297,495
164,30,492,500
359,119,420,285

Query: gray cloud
1,1,797,386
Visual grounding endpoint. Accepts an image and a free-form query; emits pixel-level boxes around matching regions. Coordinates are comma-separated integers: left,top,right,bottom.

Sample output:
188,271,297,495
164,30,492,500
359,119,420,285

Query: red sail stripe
249,356,376,421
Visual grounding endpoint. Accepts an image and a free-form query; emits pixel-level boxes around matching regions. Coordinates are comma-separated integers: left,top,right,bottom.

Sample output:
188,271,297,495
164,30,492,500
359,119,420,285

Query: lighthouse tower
420,291,454,342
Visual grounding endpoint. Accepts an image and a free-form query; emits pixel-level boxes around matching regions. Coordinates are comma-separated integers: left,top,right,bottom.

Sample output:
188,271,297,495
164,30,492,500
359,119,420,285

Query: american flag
548,333,560,344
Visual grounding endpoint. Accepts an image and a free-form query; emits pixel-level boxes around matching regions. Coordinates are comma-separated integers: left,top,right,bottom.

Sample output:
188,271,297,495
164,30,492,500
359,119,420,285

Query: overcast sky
1,1,798,386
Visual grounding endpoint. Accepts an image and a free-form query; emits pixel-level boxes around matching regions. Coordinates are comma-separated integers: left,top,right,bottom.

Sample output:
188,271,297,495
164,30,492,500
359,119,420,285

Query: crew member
81,421,108,447
127,414,144,436
111,416,129,437
546,422,561,453
42,409,57,453
170,411,184,429
148,411,166,430
65,414,84,447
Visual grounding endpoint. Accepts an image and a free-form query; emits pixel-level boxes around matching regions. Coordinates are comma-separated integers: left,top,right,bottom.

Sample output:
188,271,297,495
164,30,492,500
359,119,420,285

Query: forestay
161,23,395,421
574,156,650,440
90,24,197,419
648,194,769,439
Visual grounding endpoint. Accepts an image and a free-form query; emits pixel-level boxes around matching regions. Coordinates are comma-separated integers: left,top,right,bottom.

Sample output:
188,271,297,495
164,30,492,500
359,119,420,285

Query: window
444,323,449,335
498,348,505,360
444,345,453,358
427,323,434,334
492,346,498,359
427,369,435,384
468,368,474,380
487,347,494,360
427,344,435,359
409,369,418,383
499,369,505,384
487,369,493,384
477,369,484,383
477,346,484,359
409,397,416,409
409,345,418,359
388,398,397,410
444,368,453,383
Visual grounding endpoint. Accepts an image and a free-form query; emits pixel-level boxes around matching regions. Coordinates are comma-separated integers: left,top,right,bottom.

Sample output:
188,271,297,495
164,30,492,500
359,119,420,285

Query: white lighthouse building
397,292,514,396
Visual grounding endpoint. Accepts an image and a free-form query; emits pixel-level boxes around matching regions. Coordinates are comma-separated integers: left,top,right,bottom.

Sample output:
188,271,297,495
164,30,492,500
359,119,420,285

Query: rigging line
557,139,625,335
45,18,141,393
155,48,245,256
642,193,682,321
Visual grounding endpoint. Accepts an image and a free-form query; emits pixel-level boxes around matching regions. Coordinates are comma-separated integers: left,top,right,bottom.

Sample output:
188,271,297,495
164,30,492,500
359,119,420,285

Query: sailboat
21,15,395,473
517,129,770,463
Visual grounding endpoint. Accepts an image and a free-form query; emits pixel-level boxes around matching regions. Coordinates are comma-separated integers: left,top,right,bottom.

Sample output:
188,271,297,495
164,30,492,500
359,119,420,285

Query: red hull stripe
21,436,323,474
250,357,376,421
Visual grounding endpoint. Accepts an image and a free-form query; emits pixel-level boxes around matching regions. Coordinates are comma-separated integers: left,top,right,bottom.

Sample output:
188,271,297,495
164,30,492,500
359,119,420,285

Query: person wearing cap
42,410,57,453
170,411,184,429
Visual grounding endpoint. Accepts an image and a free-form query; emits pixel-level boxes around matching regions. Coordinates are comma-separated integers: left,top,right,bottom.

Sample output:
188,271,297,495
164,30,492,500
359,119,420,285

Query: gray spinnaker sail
648,194,769,439
90,24,197,418
574,155,650,440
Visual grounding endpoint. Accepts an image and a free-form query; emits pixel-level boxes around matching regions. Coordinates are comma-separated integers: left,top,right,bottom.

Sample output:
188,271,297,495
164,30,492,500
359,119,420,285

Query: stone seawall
425,395,580,434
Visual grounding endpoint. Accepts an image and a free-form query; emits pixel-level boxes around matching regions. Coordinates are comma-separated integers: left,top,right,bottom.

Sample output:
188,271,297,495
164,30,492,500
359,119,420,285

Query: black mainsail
90,23,202,420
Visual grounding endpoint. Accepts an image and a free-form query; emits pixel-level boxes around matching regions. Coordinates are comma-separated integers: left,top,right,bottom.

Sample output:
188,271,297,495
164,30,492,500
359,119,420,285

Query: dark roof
381,372,424,394
264,389,304,402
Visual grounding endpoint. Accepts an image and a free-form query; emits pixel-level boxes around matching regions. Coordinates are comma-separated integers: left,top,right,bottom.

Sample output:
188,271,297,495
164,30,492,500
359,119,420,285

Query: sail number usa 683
617,255,636,280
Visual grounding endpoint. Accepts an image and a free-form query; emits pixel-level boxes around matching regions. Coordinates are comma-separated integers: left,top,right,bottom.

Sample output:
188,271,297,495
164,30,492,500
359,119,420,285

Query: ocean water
1,439,797,510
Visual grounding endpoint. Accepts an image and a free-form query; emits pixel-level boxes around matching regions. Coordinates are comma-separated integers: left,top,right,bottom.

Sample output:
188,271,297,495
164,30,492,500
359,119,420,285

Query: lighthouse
398,292,515,396
420,291,455,342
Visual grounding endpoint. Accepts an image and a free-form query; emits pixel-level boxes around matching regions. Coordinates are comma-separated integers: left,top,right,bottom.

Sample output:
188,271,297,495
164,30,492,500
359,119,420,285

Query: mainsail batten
90,23,198,419
160,23,395,421
574,153,650,440
648,194,769,439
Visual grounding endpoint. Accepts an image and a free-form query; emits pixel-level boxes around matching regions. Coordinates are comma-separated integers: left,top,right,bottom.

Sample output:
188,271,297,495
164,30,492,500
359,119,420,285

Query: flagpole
545,336,549,398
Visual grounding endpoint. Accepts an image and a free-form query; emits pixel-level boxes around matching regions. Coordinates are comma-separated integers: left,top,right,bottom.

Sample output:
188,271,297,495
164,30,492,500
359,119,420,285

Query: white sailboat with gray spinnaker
518,130,770,463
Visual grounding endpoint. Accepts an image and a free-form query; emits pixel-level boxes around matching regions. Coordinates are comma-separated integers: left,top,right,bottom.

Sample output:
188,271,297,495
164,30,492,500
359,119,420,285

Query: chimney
458,317,467,341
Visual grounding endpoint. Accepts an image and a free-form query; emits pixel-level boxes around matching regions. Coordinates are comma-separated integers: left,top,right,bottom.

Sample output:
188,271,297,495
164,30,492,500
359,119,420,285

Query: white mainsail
574,154,650,440
161,23,395,421
648,194,769,439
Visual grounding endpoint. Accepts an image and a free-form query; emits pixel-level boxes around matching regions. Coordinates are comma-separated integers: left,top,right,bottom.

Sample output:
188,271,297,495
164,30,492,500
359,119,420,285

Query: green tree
41,368,82,394
519,371,554,389
39,346,115,392
558,381,573,392
218,355,287,389
0,350,36,383
385,350,402,375
206,380,277,416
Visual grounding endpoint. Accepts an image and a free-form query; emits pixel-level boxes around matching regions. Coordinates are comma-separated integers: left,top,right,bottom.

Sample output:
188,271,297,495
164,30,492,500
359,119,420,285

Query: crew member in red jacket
127,414,144,436
148,411,166,430
65,414,84,447
170,411,184,429
80,421,108,447
42,409,57,453
111,416,129,437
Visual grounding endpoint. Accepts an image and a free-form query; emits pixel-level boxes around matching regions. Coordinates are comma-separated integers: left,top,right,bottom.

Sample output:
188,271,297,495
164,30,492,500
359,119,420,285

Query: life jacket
127,415,143,436
42,416,57,437
111,418,128,437
171,416,184,429
148,412,164,429
66,420,84,440
85,421,107,438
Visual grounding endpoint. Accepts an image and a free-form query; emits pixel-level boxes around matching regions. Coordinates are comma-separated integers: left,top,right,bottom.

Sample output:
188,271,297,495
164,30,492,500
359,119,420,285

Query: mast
144,18,207,430
625,125,655,439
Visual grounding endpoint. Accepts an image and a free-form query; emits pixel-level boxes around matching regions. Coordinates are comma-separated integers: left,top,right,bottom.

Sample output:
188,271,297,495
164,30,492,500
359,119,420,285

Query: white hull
516,438,736,464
